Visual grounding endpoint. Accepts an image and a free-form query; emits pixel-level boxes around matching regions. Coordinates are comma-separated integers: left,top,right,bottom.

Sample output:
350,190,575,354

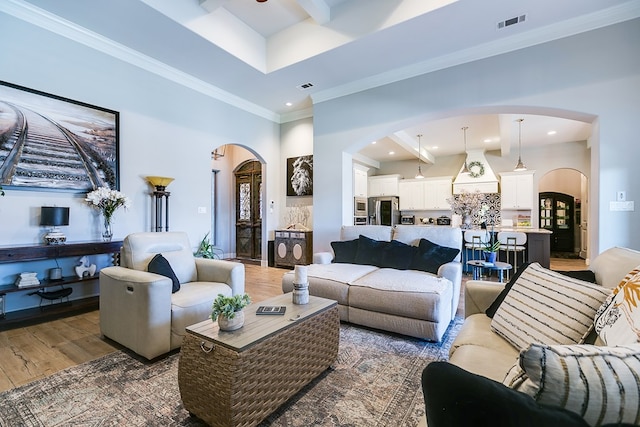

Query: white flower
85,187,131,219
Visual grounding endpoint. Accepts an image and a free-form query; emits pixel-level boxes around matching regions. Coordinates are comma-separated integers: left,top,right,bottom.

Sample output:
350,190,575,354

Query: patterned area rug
0,319,462,427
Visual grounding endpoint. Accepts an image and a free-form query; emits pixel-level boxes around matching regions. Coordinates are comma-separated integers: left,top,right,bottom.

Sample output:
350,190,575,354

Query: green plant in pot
194,232,222,259
484,233,500,263
211,293,251,331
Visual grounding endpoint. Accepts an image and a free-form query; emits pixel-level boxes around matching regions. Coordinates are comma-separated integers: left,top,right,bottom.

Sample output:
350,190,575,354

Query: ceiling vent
296,82,314,91
497,14,526,29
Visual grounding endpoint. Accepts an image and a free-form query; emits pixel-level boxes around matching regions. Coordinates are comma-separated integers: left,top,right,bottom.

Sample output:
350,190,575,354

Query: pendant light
514,118,527,171
415,134,424,179
460,126,470,174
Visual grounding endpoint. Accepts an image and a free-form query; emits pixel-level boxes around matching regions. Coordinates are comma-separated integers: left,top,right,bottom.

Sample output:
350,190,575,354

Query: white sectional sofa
282,225,463,342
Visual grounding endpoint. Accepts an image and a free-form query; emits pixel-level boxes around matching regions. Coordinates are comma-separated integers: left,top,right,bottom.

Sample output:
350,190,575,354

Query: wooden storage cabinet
500,172,535,209
274,230,313,267
368,174,400,197
0,240,122,330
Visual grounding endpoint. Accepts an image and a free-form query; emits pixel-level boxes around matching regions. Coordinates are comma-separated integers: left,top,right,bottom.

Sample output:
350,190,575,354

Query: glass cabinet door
540,197,553,229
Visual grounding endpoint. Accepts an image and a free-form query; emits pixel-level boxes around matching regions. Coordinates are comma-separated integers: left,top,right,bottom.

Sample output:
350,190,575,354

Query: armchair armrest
464,280,505,318
99,266,173,360
314,252,334,264
195,258,245,295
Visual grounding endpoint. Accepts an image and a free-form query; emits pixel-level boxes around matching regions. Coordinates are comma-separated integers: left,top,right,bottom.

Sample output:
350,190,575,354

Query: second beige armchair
99,231,245,360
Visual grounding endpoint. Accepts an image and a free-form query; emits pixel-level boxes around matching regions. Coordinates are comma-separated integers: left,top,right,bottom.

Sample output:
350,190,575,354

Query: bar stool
497,231,527,279
464,230,489,274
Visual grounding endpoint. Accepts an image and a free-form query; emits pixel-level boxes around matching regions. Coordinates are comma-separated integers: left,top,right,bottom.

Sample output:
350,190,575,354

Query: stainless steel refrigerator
368,196,400,226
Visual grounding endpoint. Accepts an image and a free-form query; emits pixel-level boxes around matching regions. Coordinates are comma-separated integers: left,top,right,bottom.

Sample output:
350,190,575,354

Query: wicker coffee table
178,293,339,427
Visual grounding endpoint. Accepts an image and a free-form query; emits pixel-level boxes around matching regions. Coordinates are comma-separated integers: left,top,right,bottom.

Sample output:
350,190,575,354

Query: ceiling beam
198,0,230,13
391,131,436,164
297,0,331,25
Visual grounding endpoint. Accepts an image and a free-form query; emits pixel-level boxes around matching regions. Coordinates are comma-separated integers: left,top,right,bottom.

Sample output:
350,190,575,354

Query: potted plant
194,232,222,259
484,232,500,264
211,293,251,331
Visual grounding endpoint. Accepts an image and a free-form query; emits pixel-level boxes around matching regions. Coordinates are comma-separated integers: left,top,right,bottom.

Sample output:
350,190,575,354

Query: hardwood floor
0,256,586,393
0,263,288,393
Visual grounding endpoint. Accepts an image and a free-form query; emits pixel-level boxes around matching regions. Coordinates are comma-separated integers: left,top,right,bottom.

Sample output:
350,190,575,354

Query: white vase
217,310,245,331
462,214,472,229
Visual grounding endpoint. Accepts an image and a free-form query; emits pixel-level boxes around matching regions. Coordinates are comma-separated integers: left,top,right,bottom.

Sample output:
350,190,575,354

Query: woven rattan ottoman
178,293,339,427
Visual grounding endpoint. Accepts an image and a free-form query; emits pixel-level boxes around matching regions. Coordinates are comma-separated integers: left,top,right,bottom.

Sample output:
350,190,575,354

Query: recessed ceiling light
285,102,292,107
431,146,438,150
483,138,492,143
389,151,395,155
371,141,377,144
547,130,557,135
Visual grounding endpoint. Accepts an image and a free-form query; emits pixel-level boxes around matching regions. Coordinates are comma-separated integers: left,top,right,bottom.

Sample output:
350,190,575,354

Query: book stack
15,272,40,288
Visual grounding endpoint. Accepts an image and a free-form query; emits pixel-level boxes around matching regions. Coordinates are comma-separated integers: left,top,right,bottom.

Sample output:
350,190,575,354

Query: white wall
312,19,640,255
0,13,282,310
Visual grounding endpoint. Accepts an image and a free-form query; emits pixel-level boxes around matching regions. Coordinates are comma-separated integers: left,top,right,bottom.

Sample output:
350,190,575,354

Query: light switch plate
617,191,626,201
197,207,207,214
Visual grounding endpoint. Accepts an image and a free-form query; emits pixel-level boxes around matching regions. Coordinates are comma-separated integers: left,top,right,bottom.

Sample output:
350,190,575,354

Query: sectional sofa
435,246,640,426
282,225,462,342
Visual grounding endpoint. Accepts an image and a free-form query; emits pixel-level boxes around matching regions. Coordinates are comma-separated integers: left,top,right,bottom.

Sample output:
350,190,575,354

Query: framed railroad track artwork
0,80,119,192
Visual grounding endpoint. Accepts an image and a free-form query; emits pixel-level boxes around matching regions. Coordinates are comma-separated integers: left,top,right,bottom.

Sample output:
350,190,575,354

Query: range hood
453,149,499,194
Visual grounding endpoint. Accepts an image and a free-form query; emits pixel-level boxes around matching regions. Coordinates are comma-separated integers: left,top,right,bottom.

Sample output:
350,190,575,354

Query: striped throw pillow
594,265,640,346
491,263,611,350
505,343,640,426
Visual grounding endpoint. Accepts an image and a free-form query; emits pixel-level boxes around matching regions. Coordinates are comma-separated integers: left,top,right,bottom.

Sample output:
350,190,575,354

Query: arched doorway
539,169,588,259
234,160,262,262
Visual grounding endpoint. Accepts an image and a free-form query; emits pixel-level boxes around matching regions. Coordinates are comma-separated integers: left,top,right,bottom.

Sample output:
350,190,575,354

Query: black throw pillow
485,262,532,318
148,253,180,293
555,269,597,283
422,362,591,427
354,235,388,266
410,238,460,274
377,239,417,270
331,239,359,263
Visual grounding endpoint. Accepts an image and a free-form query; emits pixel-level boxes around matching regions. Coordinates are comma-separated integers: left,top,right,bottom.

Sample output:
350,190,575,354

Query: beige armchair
99,231,245,360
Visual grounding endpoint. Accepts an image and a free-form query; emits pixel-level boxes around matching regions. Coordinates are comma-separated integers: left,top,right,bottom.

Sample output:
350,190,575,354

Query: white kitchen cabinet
424,177,452,210
500,172,535,209
399,180,425,210
353,167,368,198
368,174,400,197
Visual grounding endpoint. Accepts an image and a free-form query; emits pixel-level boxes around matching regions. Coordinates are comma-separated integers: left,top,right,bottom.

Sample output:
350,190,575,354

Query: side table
466,260,512,282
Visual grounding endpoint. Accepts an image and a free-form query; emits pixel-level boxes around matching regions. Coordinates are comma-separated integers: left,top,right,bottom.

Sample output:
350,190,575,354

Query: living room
0,1,639,425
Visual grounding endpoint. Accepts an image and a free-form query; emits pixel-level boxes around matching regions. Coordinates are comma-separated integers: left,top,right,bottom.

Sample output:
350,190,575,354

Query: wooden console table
0,240,122,330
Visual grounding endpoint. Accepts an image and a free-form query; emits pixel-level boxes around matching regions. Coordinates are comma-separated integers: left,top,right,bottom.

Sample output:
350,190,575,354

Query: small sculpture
75,256,97,279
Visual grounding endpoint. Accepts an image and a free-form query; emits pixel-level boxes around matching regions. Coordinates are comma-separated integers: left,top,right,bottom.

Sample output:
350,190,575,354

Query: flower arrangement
447,189,483,216
85,186,132,222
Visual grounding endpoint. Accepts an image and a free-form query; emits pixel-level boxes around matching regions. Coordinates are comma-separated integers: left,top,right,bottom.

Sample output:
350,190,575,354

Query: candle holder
292,265,309,305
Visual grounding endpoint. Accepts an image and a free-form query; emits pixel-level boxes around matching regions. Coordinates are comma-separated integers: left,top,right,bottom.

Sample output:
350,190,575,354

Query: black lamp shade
41,207,70,227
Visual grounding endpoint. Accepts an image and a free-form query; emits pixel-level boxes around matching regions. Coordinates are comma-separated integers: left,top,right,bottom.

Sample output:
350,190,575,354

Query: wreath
467,161,485,178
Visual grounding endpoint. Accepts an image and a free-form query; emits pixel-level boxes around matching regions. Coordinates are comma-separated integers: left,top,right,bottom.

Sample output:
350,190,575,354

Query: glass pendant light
514,118,527,171
461,126,470,174
415,134,424,179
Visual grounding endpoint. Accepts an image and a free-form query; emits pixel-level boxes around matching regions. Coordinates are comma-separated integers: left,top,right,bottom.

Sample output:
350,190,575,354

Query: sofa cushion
423,362,592,427
354,235,388,266
331,238,359,263
504,343,640,427
170,281,231,339
485,262,532,318
490,263,611,350
410,238,460,274
392,225,463,262
340,225,393,242
148,253,180,293
378,239,417,270
594,265,640,346
589,246,640,289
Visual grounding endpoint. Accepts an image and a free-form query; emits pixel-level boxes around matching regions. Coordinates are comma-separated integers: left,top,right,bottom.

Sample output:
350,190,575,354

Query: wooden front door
235,161,262,261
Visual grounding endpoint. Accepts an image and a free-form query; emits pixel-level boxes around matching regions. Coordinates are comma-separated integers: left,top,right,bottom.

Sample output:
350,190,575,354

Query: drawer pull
200,341,215,353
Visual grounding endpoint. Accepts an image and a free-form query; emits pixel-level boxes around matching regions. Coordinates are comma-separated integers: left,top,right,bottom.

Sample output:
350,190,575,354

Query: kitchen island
496,227,552,268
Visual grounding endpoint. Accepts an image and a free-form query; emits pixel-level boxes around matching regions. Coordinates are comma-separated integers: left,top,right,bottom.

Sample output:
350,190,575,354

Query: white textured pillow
504,343,640,426
491,263,611,350
594,265,640,346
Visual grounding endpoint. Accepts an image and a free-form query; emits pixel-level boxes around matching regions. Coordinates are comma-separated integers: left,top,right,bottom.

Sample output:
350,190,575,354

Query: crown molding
311,2,640,105
0,0,280,123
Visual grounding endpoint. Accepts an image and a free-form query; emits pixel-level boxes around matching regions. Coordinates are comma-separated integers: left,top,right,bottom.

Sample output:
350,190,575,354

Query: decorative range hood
452,149,499,194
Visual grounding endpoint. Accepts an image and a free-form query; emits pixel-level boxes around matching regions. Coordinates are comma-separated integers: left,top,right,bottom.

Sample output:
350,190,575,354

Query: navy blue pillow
556,270,596,283
148,253,180,293
410,238,460,274
378,239,417,270
354,235,389,266
331,239,359,263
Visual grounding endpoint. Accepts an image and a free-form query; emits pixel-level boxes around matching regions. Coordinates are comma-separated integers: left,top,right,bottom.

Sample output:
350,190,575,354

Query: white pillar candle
294,265,308,284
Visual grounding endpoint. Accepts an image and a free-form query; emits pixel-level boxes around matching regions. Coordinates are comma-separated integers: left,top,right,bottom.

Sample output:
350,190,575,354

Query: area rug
0,319,462,427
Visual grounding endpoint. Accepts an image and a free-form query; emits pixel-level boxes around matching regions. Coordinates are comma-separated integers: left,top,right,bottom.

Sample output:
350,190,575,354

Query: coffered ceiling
6,0,639,163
